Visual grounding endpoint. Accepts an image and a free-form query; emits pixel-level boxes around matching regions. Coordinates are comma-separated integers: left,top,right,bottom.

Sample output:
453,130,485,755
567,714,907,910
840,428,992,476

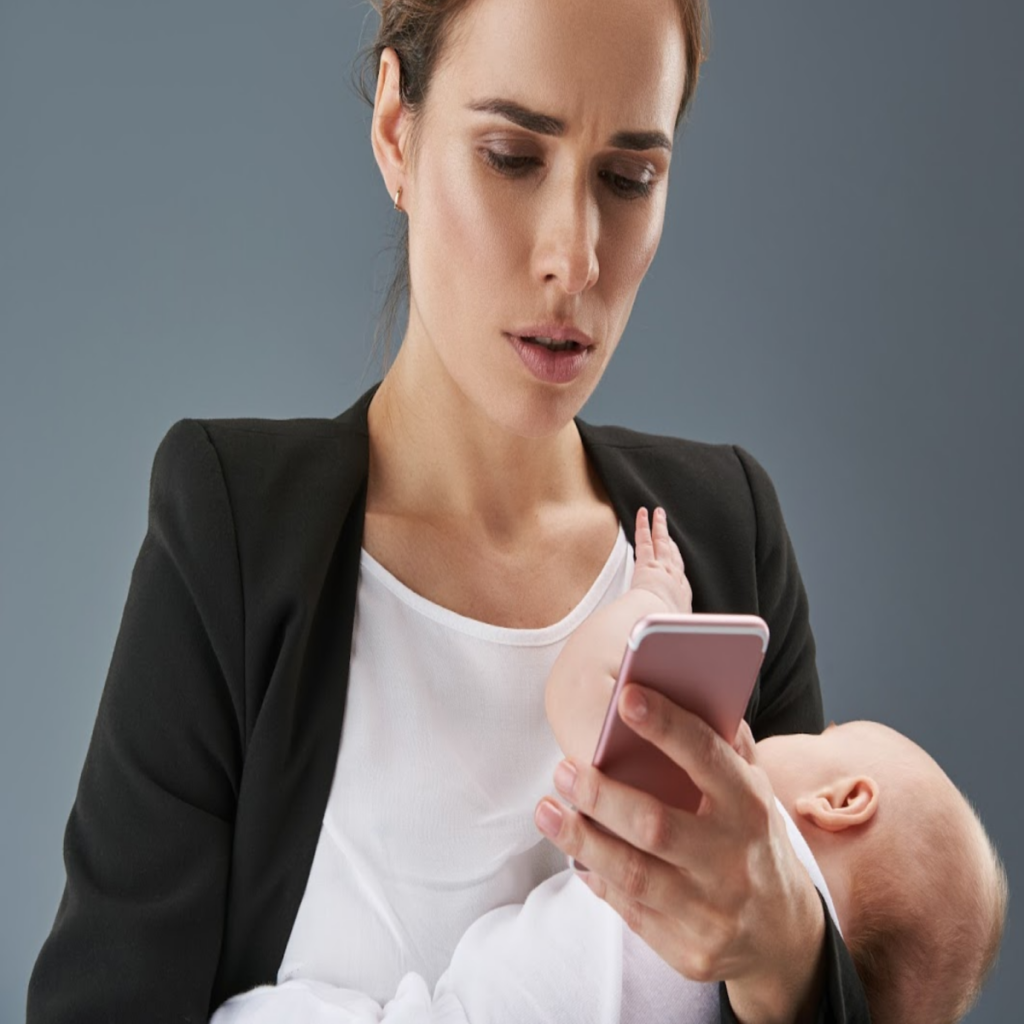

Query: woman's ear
370,47,412,201
794,775,879,833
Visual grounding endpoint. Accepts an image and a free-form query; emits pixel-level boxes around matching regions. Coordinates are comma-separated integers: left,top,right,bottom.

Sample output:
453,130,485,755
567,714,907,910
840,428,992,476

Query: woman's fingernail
554,759,577,797
536,800,564,838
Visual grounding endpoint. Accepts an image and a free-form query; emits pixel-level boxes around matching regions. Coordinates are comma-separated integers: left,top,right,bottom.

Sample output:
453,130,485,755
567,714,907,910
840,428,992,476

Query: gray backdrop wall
2,1,1020,1019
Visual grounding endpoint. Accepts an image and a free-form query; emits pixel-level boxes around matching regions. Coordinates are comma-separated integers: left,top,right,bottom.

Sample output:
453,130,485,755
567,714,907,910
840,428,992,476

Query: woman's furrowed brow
465,97,673,153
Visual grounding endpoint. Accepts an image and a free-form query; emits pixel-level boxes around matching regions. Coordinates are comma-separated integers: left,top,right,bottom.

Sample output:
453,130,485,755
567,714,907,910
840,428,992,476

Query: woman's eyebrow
466,97,673,153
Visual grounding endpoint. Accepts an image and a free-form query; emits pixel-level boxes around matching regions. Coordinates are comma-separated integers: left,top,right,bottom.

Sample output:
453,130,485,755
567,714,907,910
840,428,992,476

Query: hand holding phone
572,613,768,870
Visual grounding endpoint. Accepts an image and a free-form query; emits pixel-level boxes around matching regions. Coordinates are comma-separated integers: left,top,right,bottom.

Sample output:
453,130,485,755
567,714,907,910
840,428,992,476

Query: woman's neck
366,344,599,543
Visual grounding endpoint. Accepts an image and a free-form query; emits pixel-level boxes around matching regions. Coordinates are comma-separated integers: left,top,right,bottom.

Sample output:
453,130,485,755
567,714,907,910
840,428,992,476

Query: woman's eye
482,151,536,175
481,150,653,200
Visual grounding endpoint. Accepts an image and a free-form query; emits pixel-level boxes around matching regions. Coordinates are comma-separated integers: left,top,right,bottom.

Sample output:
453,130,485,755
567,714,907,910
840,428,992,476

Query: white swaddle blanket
211,799,839,1024
212,535,841,1022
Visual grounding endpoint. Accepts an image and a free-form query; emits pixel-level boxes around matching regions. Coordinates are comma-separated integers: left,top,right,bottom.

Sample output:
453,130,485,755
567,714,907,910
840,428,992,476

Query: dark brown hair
350,0,711,376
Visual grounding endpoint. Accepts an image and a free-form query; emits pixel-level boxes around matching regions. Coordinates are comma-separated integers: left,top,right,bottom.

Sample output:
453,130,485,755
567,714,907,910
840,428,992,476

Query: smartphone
571,613,769,872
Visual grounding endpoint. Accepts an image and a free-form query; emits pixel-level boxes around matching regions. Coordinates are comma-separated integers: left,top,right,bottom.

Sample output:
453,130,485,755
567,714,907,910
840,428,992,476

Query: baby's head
756,721,1008,1024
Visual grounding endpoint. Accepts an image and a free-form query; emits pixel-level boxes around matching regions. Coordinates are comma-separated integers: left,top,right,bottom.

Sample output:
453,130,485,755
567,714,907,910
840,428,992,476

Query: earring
393,186,403,211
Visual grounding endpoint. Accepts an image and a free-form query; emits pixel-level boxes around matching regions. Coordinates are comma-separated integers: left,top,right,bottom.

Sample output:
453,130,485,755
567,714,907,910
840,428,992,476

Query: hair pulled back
351,0,710,375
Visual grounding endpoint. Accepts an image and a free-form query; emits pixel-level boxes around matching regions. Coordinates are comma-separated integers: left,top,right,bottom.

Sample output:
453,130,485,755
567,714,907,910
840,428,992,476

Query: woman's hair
350,0,711,376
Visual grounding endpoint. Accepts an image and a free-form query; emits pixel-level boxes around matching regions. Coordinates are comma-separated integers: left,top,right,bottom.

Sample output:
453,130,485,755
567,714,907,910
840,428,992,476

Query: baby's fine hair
846,786,1008,1024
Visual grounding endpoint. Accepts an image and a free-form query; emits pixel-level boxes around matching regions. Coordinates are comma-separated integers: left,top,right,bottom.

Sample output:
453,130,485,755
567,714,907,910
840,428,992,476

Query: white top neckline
359,521,629,647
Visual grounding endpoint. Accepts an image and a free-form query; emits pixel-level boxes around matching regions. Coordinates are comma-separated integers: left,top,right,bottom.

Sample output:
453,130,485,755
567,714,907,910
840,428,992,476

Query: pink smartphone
571,613,769,871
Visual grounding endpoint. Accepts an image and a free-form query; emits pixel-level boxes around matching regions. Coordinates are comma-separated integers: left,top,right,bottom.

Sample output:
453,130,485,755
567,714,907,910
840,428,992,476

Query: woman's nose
535,185,600,295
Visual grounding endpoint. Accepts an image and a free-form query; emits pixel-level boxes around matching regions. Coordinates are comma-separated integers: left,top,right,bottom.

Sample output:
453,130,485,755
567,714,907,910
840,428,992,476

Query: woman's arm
534,452,870,1024
721,447,866,1022
731,446,824,739
27,420,245,1022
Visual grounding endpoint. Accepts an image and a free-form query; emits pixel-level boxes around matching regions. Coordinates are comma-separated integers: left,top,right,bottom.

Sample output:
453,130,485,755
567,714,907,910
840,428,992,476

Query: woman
27,0,870,1021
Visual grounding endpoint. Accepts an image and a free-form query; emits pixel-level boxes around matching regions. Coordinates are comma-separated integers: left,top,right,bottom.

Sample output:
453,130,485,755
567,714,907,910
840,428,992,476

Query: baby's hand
631,506,692,614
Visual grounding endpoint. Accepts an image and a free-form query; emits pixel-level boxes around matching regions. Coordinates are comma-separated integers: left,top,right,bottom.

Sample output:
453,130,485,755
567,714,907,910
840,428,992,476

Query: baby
210,509,1007,1024
544,505,1008,1024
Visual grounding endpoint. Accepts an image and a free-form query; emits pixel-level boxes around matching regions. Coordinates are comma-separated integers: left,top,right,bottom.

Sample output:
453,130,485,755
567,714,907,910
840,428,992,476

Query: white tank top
277,521,634,1002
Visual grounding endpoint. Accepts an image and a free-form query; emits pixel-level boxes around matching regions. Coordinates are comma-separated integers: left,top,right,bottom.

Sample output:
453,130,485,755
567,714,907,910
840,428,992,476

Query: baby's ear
794,776,879,833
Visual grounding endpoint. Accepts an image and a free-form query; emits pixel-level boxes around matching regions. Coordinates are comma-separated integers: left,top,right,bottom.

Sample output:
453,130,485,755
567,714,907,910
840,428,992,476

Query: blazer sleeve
722,449,872,1023
733,445,824,739
27,419,246,1023
719,892,871,1024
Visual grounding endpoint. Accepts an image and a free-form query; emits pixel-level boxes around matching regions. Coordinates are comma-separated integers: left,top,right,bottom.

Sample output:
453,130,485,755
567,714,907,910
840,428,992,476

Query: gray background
2,1,1020,1019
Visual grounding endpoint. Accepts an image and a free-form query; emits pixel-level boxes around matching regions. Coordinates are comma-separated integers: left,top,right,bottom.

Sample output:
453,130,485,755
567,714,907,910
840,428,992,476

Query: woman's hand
534,683,827,1024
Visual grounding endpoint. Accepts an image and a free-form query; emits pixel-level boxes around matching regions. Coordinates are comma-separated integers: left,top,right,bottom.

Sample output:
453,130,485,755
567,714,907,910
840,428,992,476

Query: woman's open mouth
506,333,591,383
519,335,583,352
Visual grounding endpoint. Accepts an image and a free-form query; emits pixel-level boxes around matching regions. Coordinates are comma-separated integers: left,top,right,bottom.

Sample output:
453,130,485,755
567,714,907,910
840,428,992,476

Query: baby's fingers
651,506,670,545
653,510,692,605
634,507,654,562
651,508,681,566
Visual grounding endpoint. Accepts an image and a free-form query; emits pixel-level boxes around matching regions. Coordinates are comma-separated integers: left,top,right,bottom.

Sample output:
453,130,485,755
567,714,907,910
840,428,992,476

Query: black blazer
27,381,870,1023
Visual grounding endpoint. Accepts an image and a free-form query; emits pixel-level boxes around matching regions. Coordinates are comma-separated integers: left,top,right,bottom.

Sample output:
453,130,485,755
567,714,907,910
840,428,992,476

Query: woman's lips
506,333,591,384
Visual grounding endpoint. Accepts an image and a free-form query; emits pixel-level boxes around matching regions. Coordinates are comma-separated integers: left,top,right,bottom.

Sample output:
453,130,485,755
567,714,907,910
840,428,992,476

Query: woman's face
376,0,687,437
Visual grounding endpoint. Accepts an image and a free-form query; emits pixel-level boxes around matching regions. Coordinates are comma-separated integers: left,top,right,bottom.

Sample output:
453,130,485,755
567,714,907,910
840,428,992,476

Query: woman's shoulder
576,418,797,596
147,409,371,590
152,384,376,498
576,416,777,507
152,406,369,501
577,415,730,456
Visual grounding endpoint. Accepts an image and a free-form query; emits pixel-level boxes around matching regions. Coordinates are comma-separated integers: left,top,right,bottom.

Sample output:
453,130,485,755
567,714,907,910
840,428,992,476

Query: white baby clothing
210,521,839,1022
